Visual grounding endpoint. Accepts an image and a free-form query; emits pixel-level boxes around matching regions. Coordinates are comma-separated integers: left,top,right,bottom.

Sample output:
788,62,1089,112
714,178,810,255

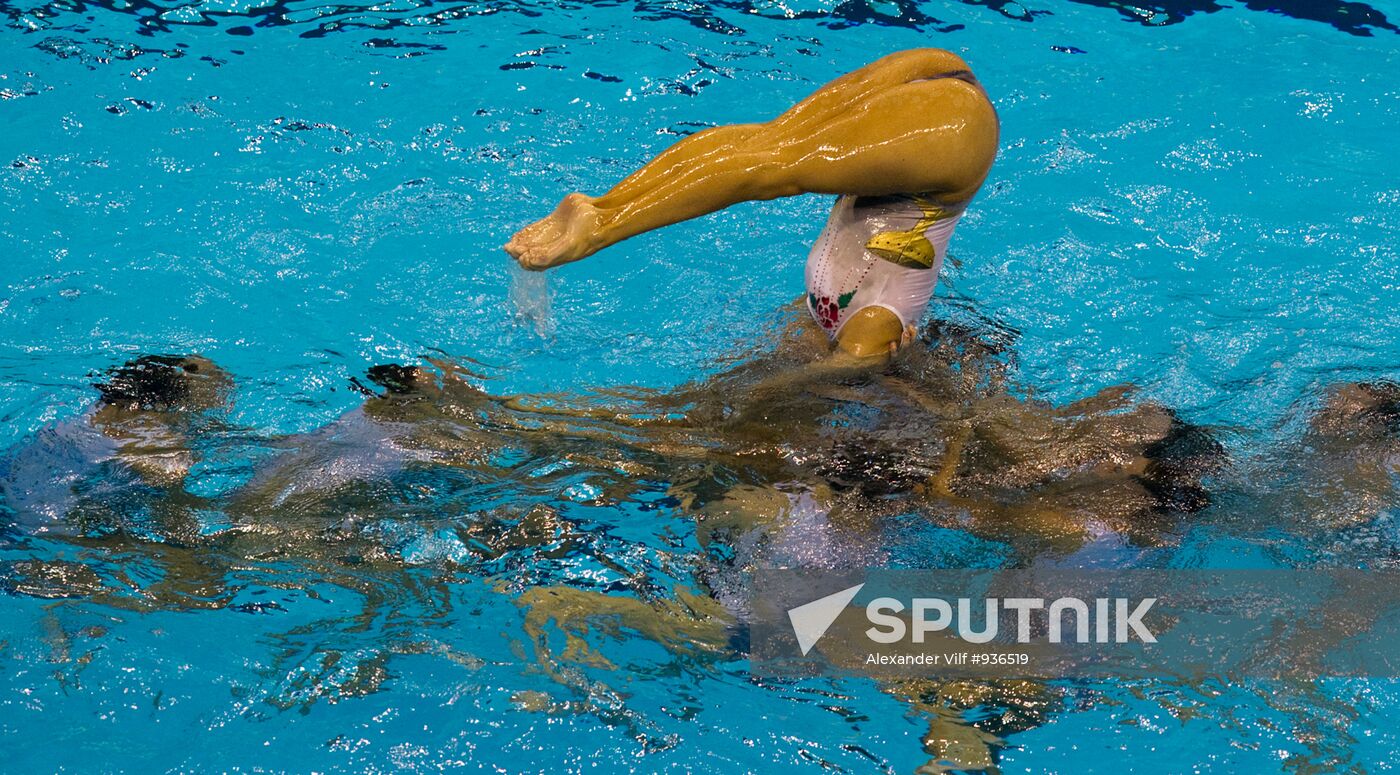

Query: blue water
4,0,1400,770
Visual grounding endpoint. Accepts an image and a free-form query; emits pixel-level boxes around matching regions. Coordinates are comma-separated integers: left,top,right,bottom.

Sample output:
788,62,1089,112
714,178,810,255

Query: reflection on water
2,0,1392,41
12,307,1397,770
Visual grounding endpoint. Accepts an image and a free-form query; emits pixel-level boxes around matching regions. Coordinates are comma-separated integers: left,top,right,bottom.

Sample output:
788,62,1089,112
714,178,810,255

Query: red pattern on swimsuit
809,291,855,331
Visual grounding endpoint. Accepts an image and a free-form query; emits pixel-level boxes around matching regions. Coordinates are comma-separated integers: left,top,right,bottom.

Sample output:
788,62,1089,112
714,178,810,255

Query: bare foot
503,193,604,270
503,214,562,258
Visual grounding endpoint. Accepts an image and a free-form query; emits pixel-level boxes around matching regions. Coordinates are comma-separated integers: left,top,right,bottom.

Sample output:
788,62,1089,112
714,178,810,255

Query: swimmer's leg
836,308,917,358
688,483,792,548
514,584,732,693
505,48,997,270
596,48,978,207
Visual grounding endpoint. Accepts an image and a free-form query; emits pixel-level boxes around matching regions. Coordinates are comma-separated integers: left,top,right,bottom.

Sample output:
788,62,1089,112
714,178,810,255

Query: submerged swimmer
505,48,998,358
1240,380,1400,562
501,47,1224,556
0,354,230,536
0,351,1219,769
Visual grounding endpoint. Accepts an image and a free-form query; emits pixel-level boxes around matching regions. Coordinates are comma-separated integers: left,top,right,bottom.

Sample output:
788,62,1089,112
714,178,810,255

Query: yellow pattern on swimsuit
862,196,951,270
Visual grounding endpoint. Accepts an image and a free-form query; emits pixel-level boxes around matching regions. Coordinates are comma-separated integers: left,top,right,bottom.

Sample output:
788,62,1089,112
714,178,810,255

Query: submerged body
24,343,1385,770
0,355,230,538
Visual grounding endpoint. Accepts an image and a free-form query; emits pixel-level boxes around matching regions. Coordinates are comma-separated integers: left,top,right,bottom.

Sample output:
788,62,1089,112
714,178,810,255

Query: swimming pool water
3,0,1400,771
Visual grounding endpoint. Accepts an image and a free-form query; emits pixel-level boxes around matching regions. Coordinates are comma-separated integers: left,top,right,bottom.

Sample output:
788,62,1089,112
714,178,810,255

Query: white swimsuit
804,193,964,337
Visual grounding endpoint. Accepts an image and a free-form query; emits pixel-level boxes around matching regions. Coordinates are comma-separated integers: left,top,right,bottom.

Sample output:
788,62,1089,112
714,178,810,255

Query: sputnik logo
787,583,865,655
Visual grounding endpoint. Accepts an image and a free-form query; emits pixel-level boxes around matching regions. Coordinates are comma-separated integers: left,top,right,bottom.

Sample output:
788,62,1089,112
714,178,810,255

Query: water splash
508,261,556,340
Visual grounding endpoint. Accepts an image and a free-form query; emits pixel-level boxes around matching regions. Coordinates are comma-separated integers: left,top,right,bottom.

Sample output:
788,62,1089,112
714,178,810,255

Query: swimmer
0,354,231,535
504,48,998,358
223,358,690,523
1241,380,1400,560
498,45,1224,548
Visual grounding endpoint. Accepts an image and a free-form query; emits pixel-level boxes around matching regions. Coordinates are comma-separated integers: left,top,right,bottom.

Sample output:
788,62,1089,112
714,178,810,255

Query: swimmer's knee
745,146,805,199
865,49,971,83
901,77,997,134
720,122,766,149
897,77,999,189
898,48,972,80
835,307,904,357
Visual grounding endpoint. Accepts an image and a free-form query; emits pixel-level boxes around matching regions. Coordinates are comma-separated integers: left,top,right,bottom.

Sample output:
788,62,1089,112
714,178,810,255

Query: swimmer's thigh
836,306,904,356
780,78,999,201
